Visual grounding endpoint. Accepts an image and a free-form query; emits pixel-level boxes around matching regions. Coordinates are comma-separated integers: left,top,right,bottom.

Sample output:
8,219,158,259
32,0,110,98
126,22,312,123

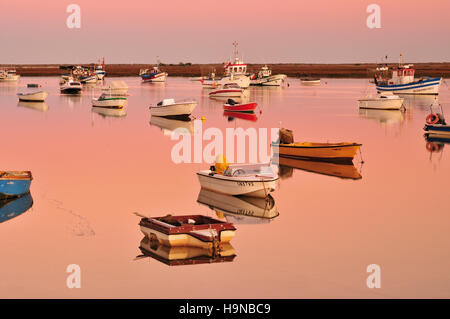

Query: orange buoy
426,113,439,125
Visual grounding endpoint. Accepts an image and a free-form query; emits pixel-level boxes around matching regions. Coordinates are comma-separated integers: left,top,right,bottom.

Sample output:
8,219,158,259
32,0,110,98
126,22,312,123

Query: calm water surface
0,77,449,298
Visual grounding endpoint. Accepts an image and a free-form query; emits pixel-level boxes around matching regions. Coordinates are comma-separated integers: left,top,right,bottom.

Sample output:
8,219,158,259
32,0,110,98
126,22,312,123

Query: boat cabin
222,163,276,178
224,57,247,77
257,65,272,78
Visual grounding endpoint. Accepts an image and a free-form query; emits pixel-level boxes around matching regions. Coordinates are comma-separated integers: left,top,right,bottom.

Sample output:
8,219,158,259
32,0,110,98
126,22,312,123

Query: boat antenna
232,41,238,58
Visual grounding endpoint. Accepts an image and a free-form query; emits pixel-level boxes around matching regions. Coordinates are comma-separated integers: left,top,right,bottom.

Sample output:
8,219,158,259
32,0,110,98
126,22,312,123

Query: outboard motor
227,98,236,105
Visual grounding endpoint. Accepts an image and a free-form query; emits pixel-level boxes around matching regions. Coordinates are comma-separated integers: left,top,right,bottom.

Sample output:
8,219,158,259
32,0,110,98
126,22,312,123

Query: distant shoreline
2,63,450,78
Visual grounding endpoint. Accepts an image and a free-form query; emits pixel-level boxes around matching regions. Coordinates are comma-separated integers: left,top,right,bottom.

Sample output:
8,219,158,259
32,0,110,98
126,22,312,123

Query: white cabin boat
140,65,168,82
92,93,127,108
197,163,279,198
358,93,404,110
60,77,82,94
0,69,20,82
209,83,246,98
250,65,287,86
17,88,48,102
94,58,106,80
375,55,441,95
149,98,197,118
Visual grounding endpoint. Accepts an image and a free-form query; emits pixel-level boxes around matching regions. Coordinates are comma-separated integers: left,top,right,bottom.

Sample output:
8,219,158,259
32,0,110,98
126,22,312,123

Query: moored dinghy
139,214,236,249
17,86,48,102
272,128,361,163
92,93,127,108
223,99,257,113
423,103,450,138
149,98,197,119
0,171,33,199
209,83,246,98
197,158,279,198
358,92,404,110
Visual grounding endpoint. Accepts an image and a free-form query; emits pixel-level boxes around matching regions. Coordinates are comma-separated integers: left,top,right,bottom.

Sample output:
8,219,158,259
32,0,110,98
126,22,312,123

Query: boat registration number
237,181,254,186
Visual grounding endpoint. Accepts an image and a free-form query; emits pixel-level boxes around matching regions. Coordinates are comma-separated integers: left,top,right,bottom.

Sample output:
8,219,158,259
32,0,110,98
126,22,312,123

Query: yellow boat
278,156,362,180
273,142,361,163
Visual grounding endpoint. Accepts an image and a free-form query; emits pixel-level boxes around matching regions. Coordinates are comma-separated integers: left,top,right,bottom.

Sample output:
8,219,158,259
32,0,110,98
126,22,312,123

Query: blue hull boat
0,192,33,223
0,171,33,199
376,77,441,95
424,124,450,137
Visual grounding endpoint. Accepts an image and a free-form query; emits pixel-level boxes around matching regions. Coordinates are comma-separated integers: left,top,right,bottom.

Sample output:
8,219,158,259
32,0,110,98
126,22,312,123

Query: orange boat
272,142,361,163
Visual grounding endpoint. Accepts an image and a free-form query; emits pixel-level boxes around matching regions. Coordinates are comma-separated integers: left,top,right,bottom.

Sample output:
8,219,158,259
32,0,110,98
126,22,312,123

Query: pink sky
1,0,449,64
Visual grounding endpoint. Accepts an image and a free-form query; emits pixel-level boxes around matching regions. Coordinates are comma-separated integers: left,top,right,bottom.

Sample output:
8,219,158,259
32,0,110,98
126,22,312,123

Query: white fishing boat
358,93,404,110
149,98,197,118
301,78,321,85
140,62,168,83
80,75,97,84
92,93,127,108
102,80,128,96
60,77,82,94
374,54,441,95
250,65,287,86
209,83,245,98
197,162,279,198
17,88,48,102
0,69,20,82
94,58,106,80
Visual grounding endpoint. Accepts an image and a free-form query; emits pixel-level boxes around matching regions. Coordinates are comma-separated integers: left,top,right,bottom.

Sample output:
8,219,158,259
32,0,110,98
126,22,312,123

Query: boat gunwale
0,171,33,181
272,142,362,149
197,171,279,183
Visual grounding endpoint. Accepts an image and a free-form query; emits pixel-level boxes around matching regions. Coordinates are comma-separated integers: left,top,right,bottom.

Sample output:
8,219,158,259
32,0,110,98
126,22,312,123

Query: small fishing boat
301,78,321,85
197,188,279,224
250,65,287,86
274,142,361,163
423,105,449,138
223,99,257,113
139,214,236,249
217,42,251,88
101,80,128,96
276,156,362,180
224,111,258,122
60,77,82,94
0,192,33,223
0,171,32,199
358,93,404,110
137,237,236,266
149,98,197,119
92,93,127,108
92,106,127,118
140,64,168,82
374,55,441,95
209,83,245,98
197,161,279,198
17,88,48,102
80,75,97,84
94,57,106,80
0,69,20,82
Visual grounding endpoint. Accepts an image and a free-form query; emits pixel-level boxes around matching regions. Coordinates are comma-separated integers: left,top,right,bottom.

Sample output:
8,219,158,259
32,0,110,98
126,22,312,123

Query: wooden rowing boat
272,142,361,163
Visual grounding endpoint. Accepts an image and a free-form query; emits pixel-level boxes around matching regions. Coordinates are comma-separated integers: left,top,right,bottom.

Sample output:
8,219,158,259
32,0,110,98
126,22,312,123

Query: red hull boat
224,111,258,122
223,99,257,113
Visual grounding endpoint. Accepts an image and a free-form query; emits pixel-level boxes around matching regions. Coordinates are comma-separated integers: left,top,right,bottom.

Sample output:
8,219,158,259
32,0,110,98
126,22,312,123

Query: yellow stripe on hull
275,142,361,162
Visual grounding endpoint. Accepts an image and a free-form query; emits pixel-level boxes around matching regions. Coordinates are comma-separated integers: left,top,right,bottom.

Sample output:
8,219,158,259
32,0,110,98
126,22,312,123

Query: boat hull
150,102,197,118
251,74,287,86
273,142,361,163
0,172,32,199
142,72,168,82
0,192,33,223
0,75,20,82
424,124,450,137
17,91,48,102
223,102,257,112
92,97,127,108
197,171,278,198
209,89,244,98
80,76,97,84
376,77,441,95
358,97,404,110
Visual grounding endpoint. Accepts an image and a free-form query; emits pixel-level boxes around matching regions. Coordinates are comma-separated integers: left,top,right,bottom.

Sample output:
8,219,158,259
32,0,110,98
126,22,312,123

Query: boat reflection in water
224,111,258,122
91,106,127,118
424,135,450,154
0,192,33,223
137,236,236,266
402,95,438,110
150,116,194,135
275,156,362,180
197,188,279,224
358,108,405,125
17,101,49,112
